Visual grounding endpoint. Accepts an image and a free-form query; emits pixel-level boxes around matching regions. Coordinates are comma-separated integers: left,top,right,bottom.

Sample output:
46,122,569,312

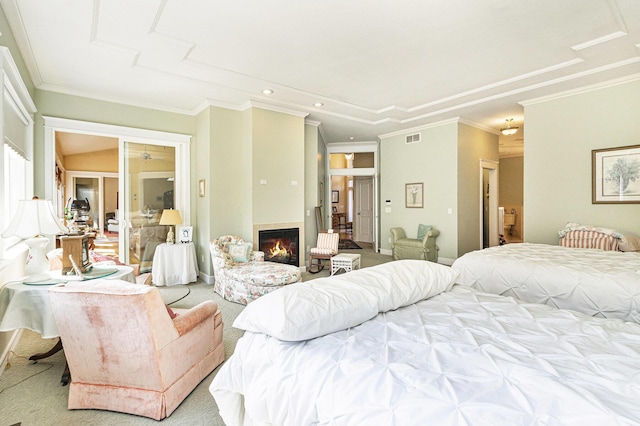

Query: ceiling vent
405,133,421,144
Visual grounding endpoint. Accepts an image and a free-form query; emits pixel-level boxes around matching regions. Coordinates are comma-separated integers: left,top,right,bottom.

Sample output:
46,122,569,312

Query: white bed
210,260,640,425
452,243,640,323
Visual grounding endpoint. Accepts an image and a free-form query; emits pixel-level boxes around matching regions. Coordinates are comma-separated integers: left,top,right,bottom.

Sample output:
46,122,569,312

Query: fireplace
259,228,299,266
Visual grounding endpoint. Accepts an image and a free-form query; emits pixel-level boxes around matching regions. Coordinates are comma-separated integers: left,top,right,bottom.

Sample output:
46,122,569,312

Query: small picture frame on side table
179,226,193,243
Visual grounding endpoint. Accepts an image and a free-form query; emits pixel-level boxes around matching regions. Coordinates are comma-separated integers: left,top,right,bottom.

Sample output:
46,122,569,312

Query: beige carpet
0,248,391,425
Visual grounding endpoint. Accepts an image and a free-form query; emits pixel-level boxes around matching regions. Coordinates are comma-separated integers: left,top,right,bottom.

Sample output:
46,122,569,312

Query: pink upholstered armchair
48,279,224,420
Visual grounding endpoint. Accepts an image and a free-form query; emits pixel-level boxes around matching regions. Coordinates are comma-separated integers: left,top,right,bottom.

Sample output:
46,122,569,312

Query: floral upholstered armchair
210,235,301,305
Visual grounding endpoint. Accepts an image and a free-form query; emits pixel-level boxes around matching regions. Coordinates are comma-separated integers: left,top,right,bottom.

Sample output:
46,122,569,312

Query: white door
121,141,177,272
355,177,373,243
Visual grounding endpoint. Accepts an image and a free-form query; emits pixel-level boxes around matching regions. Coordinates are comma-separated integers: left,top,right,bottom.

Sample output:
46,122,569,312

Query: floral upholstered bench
210,235,301,305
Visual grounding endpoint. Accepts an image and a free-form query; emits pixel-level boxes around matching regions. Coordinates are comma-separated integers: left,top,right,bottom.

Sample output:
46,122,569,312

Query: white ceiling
4,0,640,155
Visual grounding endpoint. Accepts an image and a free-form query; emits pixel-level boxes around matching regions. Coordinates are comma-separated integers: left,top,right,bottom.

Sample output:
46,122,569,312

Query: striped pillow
559,230,619,251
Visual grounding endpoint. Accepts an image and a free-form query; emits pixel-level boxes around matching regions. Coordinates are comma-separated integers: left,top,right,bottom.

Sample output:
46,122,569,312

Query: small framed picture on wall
405,182,424,208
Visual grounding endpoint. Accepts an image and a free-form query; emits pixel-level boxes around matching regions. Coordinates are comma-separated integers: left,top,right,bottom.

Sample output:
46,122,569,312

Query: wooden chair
308,232,339,273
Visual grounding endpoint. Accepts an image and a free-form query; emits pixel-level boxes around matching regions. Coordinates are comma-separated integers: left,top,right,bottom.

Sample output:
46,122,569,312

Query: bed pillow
227,242,252,263
233,259,459,341
417,224,432,239
618,231,640,252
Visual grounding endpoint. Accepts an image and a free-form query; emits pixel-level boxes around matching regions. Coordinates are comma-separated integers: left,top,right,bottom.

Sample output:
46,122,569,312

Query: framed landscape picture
592,145,640,204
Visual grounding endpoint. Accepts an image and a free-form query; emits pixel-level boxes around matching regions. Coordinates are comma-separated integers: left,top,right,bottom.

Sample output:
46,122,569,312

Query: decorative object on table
405,182,424,208
178,226,193,243
592,144,640,204
159,209,182,244
198,179,206,197
308,232,340,274
60,234,91,274
1,199,67,282
390,225,439,262
331,190,339,203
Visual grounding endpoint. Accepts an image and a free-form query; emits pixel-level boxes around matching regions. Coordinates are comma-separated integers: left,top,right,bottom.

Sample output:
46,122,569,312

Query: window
2,143,31,250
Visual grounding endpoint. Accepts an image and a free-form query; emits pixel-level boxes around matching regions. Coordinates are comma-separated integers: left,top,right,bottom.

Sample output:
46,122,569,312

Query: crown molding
520,72,640,107
459,118,499,135
245,100,309,118
379,117,460,139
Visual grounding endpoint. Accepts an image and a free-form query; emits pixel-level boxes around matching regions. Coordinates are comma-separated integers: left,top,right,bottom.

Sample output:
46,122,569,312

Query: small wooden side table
330,253,361,276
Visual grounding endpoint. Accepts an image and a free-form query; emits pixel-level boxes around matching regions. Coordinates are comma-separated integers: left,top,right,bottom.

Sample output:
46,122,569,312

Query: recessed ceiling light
349,136,354,141
314,102,324,107
262,89,274,95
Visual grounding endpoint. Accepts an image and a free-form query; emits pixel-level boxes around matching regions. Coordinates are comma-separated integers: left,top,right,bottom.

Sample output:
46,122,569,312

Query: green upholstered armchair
390,226,439,262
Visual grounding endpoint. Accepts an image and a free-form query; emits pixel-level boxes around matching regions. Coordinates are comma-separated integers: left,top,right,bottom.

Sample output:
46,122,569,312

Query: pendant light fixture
500,118,519,136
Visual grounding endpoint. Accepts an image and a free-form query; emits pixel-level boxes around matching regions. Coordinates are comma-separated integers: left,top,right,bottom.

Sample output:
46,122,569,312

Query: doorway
43,116,192,270
326,142,379,250
480,159,499,248
355,176,373,243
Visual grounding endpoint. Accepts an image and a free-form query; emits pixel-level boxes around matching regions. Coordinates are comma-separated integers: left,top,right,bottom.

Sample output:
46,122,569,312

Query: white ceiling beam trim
405,59,585,114
519,72,640,107
571,31,627,51
81,1,621,123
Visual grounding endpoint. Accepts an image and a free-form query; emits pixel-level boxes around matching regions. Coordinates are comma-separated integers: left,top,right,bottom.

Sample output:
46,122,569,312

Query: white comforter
452,243,640,323
211,285,640,425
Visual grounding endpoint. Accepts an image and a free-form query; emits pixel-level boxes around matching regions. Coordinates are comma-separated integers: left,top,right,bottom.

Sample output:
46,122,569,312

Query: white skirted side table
330,253,362,276
152,242,199,286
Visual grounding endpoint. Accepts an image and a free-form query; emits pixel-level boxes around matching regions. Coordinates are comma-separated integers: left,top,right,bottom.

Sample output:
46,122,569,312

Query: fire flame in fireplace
269,240,290,258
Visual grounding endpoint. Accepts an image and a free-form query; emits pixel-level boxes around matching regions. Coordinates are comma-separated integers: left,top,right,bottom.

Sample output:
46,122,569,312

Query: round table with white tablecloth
152,242,199,286
0,265,135,338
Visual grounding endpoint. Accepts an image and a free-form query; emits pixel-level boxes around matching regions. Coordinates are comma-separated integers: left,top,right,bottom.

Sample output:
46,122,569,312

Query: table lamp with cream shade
2,199,68,282
159,209,182,244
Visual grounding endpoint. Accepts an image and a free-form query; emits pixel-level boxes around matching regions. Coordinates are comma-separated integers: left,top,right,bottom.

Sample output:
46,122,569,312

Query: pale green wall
524,79,640,243
457,123,499,256
499,156,524,205
33,91,195,199
210,107,246,236
250,108,305,225
380,122,458,261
